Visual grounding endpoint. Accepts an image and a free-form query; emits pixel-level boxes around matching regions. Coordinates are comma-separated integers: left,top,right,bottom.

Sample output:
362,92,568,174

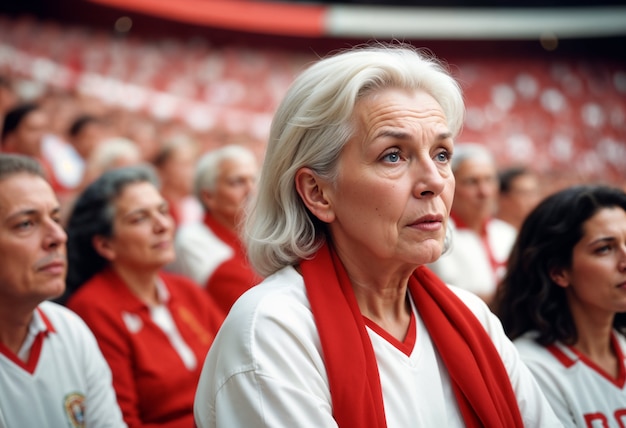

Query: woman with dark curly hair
494,184,626,427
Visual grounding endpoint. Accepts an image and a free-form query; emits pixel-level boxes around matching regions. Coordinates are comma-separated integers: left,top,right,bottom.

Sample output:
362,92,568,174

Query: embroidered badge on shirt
64,392,86,428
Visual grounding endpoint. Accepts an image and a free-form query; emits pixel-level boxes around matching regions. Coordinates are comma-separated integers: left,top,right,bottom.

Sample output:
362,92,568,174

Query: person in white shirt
0,153,125,428
495,184,626,427
428,143,517,306
193,43,561,428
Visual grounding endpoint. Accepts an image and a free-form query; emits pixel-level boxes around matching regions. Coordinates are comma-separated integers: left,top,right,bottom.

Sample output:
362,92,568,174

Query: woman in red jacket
63,164,223,428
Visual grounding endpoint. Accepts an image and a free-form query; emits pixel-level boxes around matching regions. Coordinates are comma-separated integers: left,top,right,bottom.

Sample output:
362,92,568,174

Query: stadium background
1,0,625,186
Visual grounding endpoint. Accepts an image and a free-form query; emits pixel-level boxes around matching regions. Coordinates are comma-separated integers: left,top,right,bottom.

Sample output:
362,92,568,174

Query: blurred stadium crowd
0,13,625,186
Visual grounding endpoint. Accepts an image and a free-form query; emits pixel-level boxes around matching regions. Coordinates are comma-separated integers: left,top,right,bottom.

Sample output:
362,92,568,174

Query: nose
153,211,173,233
44,219,68,250
414,158,447,198
619,245,626,272
244,177,257,195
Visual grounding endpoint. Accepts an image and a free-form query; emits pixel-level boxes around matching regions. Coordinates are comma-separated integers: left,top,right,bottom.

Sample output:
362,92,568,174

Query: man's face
452,157,499,225
9,110,49,157
204,157,258,230
0,173,67,309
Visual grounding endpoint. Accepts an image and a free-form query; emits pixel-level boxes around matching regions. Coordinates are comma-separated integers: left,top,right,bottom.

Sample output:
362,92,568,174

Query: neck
0,302,34,354
337,249,413,341
161,186,187,202
111,264,161,306
571,307,618,377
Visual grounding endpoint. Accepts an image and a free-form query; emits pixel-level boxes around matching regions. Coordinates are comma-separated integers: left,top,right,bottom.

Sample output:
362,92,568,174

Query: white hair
451,142,495,172
245,43,465,277
193,144,257,199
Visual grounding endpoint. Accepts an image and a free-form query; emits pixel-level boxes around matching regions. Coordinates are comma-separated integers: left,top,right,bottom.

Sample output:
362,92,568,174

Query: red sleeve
205,258,261,315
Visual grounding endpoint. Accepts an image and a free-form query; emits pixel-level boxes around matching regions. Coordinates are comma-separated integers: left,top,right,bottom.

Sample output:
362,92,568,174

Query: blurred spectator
80,136,142,188
125,115,161,163
494,184,626,426
153,135,203,228
428,143,517,306
496,166,542,231
64,165,223,428
0,153,125,427
0,102,70,195
0,76,18,116
168,144,262,316
68,114,112,163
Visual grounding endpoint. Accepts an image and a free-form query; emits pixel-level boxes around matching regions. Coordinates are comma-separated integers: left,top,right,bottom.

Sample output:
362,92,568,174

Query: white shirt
194,266,561,428
515,331,626,428
428,218,517,298
0,301,126,428
167,221,233,286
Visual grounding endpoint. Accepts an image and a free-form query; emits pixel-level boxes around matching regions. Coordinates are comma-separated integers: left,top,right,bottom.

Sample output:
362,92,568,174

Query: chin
413,241,443,265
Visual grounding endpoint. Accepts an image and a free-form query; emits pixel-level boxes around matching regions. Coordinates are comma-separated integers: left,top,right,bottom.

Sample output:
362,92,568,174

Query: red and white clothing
67,268,223,428
515,331,626,428
0,301,125,428
193,265,561,428
428,216,517,299
169,213,262,315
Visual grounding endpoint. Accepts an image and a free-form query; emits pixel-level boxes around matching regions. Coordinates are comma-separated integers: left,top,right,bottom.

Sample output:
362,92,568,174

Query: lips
409,213,445,231
152,240,172,249
35,258,66,275
411,213,444,226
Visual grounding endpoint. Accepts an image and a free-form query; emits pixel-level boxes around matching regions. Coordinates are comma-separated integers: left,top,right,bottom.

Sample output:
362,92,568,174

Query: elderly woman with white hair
428,142,518,306
193,44,561,428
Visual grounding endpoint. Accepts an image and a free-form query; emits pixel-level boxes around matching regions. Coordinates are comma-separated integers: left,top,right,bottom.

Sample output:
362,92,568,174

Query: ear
92,235,116,261
549,266,570,288
295,167,335,224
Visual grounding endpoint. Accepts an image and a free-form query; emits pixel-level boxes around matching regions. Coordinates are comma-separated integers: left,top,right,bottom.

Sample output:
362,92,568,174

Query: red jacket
67,268,223,428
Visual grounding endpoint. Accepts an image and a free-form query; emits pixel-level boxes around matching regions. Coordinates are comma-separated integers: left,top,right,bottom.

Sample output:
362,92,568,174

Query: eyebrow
121,201,168,219
374,130,452,141
7,206,60,218
587,236,615,247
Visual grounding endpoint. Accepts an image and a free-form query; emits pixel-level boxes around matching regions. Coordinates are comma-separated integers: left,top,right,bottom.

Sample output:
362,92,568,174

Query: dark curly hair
493,184,626,346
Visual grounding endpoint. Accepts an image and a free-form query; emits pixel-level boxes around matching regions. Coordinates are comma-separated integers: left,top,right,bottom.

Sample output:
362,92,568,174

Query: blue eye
435,151,451,163
383,151,401,163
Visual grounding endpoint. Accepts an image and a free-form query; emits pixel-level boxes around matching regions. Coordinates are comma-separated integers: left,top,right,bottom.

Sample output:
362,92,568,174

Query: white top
0,301,126,428
194,266,562,428
168,221,233,286
428,218,517,298
515,331,626,428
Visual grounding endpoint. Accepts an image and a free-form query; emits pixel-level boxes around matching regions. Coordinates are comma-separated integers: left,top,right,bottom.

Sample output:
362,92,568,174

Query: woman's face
324,88,455,269
557,207,626,317
101,181,176,271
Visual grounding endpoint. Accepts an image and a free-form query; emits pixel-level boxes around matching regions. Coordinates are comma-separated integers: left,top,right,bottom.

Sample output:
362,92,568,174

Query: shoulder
65,271,116,310
160,271,217,308
513,333,564,371
488,218,517,240
160,270,202,289
210,266,315,363
38,301,97,342
447,285,493,322
227,266,311,331
176,222,226,247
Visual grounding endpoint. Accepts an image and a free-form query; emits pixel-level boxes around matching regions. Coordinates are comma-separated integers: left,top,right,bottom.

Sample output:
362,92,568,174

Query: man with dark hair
497,166,541,231
0,153,125,427
1,102,68,194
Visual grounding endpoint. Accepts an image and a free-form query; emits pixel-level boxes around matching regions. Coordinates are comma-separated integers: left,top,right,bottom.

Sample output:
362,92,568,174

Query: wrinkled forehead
0,173,57,216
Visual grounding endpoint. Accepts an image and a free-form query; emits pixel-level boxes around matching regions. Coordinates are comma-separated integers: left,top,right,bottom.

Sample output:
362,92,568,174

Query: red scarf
300,242,523,428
